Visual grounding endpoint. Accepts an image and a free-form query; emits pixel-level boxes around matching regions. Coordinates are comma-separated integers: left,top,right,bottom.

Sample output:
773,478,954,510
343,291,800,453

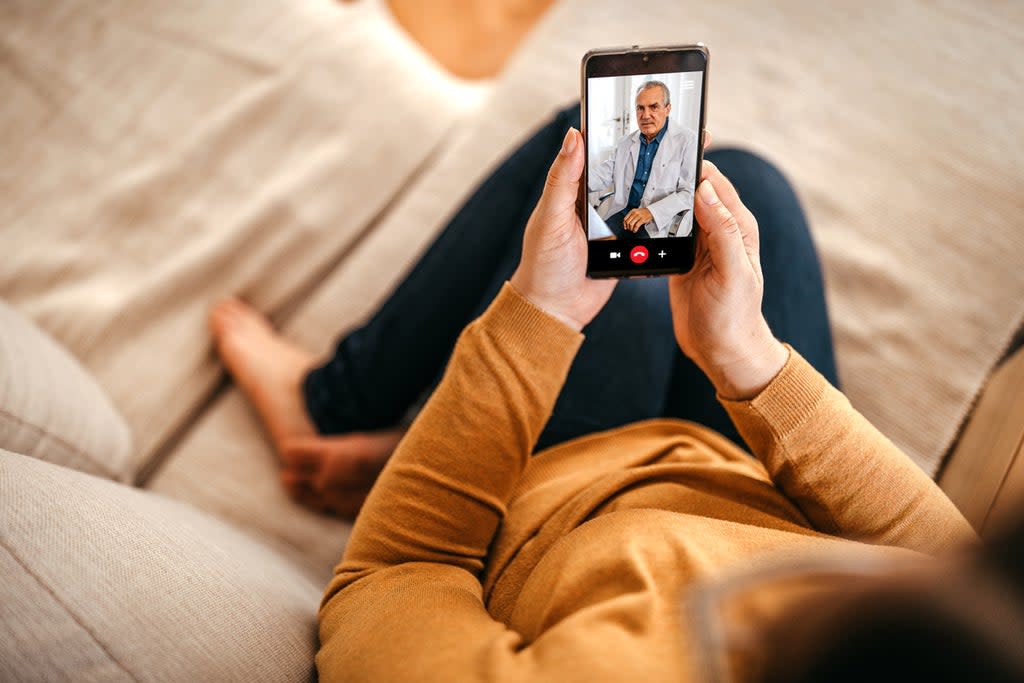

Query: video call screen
586,70,703,242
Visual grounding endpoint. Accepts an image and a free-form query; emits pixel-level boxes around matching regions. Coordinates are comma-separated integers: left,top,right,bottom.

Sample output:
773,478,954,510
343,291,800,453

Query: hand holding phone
668,161,788,400
582,44,709,278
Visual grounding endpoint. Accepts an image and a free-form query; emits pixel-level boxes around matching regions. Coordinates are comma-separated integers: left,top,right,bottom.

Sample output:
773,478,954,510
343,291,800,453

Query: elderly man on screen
589,80,699,239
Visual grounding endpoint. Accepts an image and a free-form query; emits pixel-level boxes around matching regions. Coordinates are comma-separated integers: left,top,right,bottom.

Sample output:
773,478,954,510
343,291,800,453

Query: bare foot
279,430,406,518
209,297,317,452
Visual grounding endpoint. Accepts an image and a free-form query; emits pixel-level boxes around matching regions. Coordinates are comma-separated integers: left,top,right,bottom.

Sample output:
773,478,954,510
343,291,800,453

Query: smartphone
582,44,709,278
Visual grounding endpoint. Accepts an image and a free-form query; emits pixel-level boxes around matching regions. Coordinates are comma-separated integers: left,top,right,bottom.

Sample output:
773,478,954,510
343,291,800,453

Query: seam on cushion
0,407,120,480
0,534,139,682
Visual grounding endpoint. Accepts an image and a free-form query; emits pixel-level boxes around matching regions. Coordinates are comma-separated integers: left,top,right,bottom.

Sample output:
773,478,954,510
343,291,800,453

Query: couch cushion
0,300,133,481
147,391,353,587
0,449,322,682
0,0,484,480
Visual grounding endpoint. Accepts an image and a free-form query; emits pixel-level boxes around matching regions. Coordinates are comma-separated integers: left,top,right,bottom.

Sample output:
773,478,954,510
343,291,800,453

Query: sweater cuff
477,282,584,362
719,345,829,448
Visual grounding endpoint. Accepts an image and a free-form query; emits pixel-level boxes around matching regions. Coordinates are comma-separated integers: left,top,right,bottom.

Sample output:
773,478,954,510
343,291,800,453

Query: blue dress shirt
627,118,668,210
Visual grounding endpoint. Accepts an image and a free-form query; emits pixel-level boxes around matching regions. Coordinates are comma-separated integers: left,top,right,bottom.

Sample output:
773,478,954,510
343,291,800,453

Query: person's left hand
510,128,616,331
623,207,653,232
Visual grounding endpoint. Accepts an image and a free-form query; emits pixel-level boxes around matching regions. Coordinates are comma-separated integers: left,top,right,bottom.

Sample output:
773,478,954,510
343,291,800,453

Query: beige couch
2,1,1022,680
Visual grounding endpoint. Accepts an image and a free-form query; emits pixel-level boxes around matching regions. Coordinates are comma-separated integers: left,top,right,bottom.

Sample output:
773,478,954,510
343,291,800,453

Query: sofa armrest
939,345,1024,536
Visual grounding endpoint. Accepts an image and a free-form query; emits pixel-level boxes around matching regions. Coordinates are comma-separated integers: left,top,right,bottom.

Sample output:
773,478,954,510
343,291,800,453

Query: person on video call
207,105,1004,681
588,80,699,239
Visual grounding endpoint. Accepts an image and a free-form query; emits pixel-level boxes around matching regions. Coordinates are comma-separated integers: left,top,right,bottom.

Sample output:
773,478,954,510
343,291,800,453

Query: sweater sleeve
720,345,978,553
317,283,587,681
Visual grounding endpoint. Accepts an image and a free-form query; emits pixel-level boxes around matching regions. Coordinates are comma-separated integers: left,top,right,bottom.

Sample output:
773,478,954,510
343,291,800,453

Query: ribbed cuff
719,344,828,442
476,282,585,361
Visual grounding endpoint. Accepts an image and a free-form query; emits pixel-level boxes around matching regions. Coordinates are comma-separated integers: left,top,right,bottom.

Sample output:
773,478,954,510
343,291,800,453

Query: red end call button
629,245,649,264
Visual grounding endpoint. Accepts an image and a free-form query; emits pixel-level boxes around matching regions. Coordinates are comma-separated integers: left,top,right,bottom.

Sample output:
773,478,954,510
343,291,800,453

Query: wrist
708,329,789,401
506,276,584,332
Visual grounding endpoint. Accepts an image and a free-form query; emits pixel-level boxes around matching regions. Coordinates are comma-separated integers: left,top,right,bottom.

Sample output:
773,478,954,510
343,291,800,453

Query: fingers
539,128,584,218
701,160,756,226
623,211,637,231
623,209,646,231
700,160,741,209
694,179,750,280
700,160,759,260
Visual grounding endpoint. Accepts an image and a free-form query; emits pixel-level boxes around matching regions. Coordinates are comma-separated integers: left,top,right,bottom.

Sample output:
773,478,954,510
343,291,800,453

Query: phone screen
584,46,707,277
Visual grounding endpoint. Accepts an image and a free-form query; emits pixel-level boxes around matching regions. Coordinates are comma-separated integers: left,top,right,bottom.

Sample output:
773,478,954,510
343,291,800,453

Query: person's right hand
668,161,788,400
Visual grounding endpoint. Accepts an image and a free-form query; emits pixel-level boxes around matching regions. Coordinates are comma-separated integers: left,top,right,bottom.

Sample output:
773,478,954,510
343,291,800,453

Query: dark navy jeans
303,105,839,452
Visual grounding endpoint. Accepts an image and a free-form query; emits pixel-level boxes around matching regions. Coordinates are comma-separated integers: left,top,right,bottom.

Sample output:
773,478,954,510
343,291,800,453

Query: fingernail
562,128,578,153
699,179,720,205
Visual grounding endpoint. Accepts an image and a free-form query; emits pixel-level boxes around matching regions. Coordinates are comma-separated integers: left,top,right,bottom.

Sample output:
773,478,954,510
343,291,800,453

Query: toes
279,441,322,475
208,297,242,338
228,299,274,335
208,296,274,341
329,492,368,519
280,469,329,511
316,486,369,519
279,468,312,496
280,467,366,518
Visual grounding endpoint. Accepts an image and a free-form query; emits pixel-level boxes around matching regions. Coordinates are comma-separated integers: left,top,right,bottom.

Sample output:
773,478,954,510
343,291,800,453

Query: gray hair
636,80,670,106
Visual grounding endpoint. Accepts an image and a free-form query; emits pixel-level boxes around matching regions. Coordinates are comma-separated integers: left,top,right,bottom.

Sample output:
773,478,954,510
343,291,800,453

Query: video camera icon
609,251,621,259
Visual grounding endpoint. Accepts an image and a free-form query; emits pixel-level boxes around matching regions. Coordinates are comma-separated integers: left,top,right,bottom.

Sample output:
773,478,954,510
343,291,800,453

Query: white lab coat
588,122,698,238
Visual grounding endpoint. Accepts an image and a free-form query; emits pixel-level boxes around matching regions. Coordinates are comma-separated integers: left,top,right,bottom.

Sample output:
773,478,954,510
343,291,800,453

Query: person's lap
303,104,838,453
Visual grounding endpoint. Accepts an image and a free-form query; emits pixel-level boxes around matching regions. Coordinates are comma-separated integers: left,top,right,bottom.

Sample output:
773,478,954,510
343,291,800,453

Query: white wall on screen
587,71,702,171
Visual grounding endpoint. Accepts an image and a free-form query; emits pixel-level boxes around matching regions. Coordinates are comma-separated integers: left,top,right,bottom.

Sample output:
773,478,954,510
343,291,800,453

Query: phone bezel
581,44,709,279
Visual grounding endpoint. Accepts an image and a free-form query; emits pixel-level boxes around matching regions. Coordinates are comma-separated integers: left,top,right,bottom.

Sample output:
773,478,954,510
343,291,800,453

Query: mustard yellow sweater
317,284,976,682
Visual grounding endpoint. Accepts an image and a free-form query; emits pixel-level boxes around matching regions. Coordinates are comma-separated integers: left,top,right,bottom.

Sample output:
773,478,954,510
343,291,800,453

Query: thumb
536,128,584,220
694,178,748,279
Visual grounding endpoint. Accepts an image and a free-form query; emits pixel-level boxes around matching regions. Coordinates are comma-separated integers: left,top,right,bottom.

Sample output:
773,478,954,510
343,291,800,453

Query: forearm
318,562,673,683
331,283,583,583
319,564,526,683
721,347,977,553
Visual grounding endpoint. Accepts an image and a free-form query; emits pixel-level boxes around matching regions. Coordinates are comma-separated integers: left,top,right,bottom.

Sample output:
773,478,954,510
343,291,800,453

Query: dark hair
757,515,1024,683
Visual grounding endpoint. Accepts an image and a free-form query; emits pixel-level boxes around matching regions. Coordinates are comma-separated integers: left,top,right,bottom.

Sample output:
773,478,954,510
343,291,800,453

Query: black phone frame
582,44,709,279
